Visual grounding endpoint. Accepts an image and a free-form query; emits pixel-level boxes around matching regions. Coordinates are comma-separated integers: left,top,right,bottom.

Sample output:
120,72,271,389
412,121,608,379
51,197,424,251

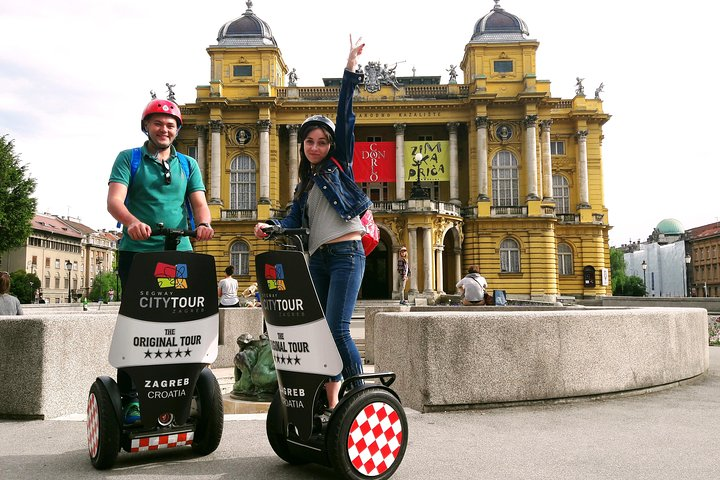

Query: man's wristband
198,222,212,228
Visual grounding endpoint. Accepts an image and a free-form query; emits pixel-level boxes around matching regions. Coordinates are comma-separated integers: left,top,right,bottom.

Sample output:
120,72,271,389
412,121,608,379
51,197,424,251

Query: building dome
217,1,276,47
656,218,685,235
471,0,530,43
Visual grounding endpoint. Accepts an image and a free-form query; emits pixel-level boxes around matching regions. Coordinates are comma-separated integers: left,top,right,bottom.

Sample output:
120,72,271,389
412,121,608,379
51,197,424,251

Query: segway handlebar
261,226,309,251
150,224,198,251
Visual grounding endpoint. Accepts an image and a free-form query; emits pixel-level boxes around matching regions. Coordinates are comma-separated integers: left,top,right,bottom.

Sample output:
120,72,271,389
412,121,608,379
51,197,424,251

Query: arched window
230,241,250,275
552,174,570,214
558,242,574,275
230,155,256,210
500,238,520,273
491,151,519,206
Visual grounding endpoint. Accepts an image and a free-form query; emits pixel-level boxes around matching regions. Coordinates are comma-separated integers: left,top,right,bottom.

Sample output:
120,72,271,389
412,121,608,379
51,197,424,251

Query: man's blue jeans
309,240,365,383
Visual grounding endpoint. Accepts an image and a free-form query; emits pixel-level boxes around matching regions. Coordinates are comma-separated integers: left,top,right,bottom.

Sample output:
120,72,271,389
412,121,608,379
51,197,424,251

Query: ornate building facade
177,1,612,301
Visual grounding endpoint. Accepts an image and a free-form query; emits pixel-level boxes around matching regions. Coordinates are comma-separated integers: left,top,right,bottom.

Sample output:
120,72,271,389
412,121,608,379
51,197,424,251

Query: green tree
0,135,37,257
88,271,121,302
9,270,41,304
610,247,627,293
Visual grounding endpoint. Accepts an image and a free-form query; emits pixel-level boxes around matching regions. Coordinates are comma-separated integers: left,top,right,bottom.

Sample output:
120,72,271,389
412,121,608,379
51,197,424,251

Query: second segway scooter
257,227,408,480
86,227,224,469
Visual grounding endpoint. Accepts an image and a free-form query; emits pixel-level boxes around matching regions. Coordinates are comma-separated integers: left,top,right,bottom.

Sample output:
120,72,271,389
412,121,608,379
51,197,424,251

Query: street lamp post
409,152,430,200
684,254,691,297
65,260,73,303
641,260,647,297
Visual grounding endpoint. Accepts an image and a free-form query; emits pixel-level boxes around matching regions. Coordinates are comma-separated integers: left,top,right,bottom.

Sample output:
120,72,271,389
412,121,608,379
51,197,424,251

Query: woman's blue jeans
308,240,365,384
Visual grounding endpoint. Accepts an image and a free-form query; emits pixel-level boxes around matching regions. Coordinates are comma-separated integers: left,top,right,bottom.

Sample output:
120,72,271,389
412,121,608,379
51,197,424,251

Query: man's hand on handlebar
127,221,152,241
196,223,214,241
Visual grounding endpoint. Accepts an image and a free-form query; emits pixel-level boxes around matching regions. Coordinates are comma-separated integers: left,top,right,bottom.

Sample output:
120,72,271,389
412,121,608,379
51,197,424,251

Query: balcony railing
557,213,580,224
220,209,257,221
491,206,527,216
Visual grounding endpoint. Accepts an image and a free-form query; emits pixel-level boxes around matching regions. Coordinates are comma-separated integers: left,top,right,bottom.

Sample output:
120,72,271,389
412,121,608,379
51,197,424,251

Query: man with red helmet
107,98,214,424
107,98,214,292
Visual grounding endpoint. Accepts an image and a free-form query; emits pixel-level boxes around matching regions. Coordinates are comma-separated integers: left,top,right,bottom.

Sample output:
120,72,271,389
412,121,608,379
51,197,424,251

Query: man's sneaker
123,399,141,425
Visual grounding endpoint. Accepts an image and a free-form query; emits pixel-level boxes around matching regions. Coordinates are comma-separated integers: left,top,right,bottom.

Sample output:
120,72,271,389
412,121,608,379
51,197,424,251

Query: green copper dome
656,218,684,235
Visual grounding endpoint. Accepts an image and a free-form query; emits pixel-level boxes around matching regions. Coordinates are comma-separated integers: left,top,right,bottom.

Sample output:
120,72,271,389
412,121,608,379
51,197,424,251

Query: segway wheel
87,380,120,470
266,391,310,465
190,368,224,456
327,389,408,480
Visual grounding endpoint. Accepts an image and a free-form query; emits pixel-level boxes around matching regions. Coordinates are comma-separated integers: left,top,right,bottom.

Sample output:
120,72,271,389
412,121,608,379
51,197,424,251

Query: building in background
622,218,691,297
0,213,118,303
175,1,612,301
685,222,720,297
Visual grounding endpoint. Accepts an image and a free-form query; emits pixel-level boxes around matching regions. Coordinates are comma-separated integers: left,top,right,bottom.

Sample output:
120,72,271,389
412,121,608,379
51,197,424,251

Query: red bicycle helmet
141,99,182,132
298,115,335,142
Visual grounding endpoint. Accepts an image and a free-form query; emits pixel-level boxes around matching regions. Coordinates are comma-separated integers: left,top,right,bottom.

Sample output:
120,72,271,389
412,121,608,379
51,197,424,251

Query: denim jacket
273,69,372,229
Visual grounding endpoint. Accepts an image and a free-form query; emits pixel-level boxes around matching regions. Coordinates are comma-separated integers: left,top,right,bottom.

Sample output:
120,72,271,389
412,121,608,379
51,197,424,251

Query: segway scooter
258,227,408,480
87,226,223,469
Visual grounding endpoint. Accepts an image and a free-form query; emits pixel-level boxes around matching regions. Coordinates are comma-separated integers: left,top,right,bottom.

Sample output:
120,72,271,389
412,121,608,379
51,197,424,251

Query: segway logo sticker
154,262,189,289
265,263,286,291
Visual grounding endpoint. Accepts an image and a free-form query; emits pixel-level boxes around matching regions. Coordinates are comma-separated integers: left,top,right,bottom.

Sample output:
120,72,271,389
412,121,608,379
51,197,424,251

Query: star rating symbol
154,350,163,358
165,350,173,358
293,355,301,365
184,348,192,357
175,349,183,357
144,350,152,358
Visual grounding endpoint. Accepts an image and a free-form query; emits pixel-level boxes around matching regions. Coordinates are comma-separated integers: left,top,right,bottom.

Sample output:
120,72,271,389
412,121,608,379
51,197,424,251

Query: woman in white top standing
218,265,240,307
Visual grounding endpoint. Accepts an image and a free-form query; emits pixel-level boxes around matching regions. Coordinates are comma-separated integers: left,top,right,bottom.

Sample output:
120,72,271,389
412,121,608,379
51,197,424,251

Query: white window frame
230,155,257,210
492,151,519,206
230,241,250,275
558,243,574,275
500,238,521,273
552,174,570,214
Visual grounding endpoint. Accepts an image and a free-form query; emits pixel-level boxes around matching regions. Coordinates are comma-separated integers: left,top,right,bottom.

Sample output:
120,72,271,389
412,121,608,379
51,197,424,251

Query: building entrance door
360,240,389,299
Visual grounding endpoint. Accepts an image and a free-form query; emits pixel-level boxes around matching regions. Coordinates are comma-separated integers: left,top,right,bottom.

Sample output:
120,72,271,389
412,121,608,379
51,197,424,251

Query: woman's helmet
141,99,182,132
298,115,335,142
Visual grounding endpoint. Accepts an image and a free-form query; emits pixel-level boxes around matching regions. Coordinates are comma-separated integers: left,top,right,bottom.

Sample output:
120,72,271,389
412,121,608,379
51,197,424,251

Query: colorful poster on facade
404,141,450,181
353,142,396,182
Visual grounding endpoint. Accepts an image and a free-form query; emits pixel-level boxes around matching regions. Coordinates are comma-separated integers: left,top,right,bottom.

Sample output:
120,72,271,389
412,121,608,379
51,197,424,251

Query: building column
540,120,553,201
258,119,272,204
454,248,462,294
394,123,406,199
423,227,433,294
475,116,489,200
435,245,445,294
576,130,590,207
447,122,460,205
392,247,400,300
408,227,418,294
524,115,539,200
195,125,207,183
209,120,223,204
286,124,299,205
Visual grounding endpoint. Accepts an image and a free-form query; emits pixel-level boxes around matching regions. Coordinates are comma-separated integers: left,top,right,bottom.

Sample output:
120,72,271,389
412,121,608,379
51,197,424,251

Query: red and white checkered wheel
87,393,100,458
87,380,120,469
346,401,404,476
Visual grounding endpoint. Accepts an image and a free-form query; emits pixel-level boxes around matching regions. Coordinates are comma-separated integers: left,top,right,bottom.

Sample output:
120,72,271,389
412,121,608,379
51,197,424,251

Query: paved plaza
1,347,718,479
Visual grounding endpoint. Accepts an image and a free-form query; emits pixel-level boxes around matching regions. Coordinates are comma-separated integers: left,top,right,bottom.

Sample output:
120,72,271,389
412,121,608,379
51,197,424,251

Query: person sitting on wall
456,265,488,306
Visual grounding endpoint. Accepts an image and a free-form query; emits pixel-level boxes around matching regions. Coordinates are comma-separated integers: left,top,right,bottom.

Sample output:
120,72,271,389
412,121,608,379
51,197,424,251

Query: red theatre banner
353,142,396,182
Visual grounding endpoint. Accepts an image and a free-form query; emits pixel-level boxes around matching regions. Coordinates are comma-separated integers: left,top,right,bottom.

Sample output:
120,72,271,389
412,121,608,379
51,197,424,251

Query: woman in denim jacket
254,35,369,409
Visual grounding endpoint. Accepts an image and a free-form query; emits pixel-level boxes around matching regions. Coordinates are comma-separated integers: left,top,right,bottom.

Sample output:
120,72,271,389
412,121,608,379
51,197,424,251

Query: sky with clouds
1,0,717,246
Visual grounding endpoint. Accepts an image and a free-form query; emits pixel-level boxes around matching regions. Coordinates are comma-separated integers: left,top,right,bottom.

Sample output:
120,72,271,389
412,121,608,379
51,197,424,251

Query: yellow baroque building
176,1,611,302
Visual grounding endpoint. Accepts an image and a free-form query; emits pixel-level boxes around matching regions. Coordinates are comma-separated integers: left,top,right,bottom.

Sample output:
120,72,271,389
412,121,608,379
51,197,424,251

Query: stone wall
0,307,264,419
373,307,709,413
